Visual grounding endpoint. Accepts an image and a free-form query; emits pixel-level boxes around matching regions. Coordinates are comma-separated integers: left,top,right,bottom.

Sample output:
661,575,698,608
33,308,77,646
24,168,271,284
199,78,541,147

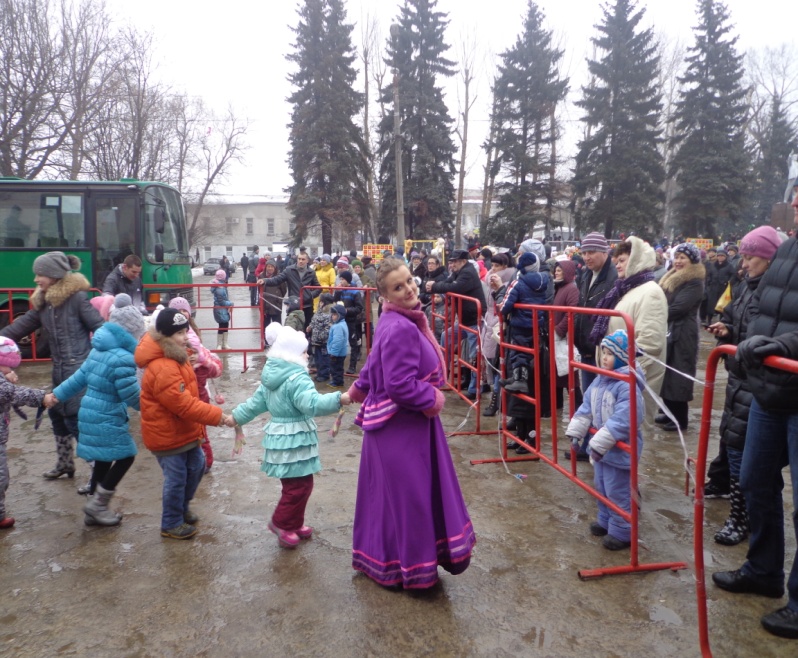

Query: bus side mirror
154,243,164,263
153,207,165,234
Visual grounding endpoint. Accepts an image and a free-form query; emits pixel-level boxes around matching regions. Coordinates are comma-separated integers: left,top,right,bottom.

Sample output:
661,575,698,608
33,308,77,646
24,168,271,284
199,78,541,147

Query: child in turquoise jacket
231,326,350,549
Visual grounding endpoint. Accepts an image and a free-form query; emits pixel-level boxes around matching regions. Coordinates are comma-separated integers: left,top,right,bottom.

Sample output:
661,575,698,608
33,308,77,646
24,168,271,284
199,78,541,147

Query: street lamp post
390,24,405,246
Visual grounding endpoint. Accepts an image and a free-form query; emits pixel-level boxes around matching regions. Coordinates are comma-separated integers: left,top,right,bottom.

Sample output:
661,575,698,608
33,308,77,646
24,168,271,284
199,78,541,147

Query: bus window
94,197,137,288
143,186,188,263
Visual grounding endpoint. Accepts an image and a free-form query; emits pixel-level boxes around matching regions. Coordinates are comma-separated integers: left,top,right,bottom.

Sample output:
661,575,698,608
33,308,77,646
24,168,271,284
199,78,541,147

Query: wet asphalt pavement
1,278,796,657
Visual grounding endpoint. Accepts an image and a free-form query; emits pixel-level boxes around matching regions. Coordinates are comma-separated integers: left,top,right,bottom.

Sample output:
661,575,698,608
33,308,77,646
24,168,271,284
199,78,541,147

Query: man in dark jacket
573,232,618,391
712,180,798,640
426,249,486,398
259,251,320,330
1,252,104,481
102,254,146,313
240,253,249,280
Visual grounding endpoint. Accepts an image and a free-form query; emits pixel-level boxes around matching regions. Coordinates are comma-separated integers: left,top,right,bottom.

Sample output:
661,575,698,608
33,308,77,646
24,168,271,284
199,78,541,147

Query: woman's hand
706,322,729,338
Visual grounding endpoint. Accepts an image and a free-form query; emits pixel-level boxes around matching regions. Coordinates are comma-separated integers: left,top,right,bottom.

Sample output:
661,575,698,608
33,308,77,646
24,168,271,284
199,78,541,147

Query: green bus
0,177,194,354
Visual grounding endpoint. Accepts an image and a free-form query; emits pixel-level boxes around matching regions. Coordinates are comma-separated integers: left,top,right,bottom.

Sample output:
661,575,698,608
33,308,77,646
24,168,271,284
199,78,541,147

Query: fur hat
284,295,301,312
0,337,22,369
215,269,227,281
168,296,192,315
336,256,350,268
517,252,539,273
739,226,782,261
338,270,353,284
109,294,146,341
674,242,701,264
580,233,610,253
155,307,189,337
330,304,346,319
33,251,81,279
601,329,629,370
268,326,308,362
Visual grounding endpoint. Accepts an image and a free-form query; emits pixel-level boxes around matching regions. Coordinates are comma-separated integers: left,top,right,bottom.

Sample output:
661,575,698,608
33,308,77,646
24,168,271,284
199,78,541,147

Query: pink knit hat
739,226,782,261
168,296,192,314
336,256,349,268
215,269,227,281
0,337,21,369
90,294,116,321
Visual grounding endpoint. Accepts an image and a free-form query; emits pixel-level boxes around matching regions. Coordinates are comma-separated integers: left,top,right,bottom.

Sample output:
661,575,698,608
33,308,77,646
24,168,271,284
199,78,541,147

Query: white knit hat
268,326,308,364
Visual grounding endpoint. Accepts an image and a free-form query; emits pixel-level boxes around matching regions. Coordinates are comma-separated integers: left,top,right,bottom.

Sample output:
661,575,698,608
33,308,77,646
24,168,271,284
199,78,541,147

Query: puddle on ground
649,603,683,626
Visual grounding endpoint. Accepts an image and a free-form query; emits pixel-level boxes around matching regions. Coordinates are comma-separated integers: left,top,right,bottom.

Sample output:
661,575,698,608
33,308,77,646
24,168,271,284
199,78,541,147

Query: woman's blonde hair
375,256,410,295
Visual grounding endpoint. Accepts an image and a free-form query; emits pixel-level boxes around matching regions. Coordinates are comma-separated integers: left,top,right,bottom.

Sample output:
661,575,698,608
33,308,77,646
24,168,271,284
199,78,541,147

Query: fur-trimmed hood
658,260,706,293
30,272,92,310
135,327,189,368
624,236,656,278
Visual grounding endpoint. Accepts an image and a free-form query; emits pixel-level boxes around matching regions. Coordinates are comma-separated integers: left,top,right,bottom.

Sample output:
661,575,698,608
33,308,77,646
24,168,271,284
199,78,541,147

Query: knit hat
0,337,22,369
410,252,420,260
739,226,782,261
268,326,308,361
284,295,301,312
33,251,81,279
517,252,539,273
601,329,629,370
155,307,189,337
320,292,335,305
321,254,332,263
338,270,353,284
215,269,227,281
726,243,739,254
265,322,282,346
109,293,146,341
580,232,610,253
90,294,116,321
168,296,192,315
351,259,363,269
674,242,701,264
336,256,349,268
715,248,728,257
330,304,346,319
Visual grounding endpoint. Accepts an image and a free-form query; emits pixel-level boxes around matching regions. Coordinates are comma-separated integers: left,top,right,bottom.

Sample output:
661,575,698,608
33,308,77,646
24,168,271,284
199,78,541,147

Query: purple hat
739,226,782,261
580,232,609,253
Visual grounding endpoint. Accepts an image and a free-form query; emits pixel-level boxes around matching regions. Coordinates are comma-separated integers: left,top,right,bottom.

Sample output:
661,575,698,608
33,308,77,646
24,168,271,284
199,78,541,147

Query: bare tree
657,34,686,236
453,30,479,247
359,12,381,244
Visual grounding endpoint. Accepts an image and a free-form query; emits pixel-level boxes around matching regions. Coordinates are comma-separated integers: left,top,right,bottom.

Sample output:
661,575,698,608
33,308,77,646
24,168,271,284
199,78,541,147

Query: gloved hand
735,336,786,370
589,449,603,463
567,435,582,451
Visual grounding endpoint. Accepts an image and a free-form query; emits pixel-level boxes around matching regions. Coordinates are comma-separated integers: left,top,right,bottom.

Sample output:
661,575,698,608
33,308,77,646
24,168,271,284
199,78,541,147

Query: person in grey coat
0,252,104,480
102,254,146,313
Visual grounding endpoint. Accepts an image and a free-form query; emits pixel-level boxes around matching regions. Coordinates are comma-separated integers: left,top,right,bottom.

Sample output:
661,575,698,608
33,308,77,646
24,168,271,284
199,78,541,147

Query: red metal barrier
693,346,798,657
471,303,688,579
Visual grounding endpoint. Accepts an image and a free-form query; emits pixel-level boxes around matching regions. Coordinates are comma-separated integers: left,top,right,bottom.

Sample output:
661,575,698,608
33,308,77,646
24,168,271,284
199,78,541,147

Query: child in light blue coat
327,305,349,388
566,329,645,551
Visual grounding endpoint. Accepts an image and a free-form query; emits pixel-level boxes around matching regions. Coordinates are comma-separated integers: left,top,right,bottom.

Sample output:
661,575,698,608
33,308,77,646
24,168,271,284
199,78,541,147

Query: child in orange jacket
135,308,231,540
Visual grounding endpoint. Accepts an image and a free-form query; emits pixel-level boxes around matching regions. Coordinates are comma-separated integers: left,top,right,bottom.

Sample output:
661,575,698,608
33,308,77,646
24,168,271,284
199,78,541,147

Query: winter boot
346,346,360,375
216,334,224,350
504,367,529,393
221,333,229,350
77,462,95,495
482,390,499,417
42,435,75,479
714,477,749,546
83,485,122,526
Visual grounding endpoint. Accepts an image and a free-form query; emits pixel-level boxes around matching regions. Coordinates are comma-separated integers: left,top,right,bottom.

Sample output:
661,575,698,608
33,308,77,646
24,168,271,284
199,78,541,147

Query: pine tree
751,97,797,225
376,0,457,242
484,1,568,247
670,0,750,239
572,0,665,240
285,0,369,253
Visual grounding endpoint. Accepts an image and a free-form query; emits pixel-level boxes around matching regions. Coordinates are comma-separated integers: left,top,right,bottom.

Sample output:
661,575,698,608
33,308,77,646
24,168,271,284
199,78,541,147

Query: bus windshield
143,185,189,263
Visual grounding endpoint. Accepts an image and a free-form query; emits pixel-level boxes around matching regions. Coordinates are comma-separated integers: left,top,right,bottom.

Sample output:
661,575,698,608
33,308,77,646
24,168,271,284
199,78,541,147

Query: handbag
715,282,733,313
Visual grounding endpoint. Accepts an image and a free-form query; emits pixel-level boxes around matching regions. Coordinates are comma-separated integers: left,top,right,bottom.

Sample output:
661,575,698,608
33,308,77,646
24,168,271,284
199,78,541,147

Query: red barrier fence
471,303,688,579
693,346,798,657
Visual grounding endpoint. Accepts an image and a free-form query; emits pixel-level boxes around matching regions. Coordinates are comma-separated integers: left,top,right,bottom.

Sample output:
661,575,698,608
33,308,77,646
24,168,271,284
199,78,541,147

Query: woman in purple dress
347,257,476,589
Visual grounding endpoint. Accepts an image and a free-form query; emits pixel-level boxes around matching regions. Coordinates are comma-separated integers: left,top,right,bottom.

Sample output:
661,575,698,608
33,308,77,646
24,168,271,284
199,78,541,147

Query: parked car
203,257,222,275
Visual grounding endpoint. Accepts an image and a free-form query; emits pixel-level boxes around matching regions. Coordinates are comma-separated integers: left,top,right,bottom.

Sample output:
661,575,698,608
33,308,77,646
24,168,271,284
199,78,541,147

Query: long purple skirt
352,408,476,589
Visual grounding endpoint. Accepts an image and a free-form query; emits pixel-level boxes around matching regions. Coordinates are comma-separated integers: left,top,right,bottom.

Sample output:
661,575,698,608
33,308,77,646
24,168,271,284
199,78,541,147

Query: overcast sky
108,0,793,200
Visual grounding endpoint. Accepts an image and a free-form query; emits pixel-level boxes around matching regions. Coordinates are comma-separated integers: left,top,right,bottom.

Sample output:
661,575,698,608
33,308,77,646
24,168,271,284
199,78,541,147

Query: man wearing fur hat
0,251,104,480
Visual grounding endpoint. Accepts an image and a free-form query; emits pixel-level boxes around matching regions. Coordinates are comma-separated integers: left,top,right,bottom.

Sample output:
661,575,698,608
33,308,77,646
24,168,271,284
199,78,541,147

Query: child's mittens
589,449,603,463
232,425,246,456
567,434,581,451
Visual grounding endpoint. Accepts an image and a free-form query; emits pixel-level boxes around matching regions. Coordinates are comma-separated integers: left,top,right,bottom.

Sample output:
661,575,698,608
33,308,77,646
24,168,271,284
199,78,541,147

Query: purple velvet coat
349,302,475,589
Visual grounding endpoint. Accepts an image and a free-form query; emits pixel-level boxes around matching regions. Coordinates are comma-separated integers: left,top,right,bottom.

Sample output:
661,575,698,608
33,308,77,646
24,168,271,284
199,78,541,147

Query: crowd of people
3,185,798,636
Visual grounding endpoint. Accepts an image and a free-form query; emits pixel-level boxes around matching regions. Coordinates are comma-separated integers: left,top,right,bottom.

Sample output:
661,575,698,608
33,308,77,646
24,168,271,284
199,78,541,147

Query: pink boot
268,520,299,548
296,525,314,539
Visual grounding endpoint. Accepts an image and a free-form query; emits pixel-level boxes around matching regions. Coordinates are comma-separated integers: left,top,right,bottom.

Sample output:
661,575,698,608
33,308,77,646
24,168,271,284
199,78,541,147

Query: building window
225,217,234,235
246,217,253,235
267,218,275,236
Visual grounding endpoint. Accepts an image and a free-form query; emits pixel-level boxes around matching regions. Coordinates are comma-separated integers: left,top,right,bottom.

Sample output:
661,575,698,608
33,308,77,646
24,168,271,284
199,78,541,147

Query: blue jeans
441,323,479,394
726,446,742,480
156,445,205,530
740,398,798,610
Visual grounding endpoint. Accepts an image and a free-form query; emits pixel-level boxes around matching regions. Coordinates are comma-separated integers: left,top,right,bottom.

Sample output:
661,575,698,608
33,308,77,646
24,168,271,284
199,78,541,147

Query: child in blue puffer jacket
52,294,145,527
566,329,645,551
327,305,349,388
